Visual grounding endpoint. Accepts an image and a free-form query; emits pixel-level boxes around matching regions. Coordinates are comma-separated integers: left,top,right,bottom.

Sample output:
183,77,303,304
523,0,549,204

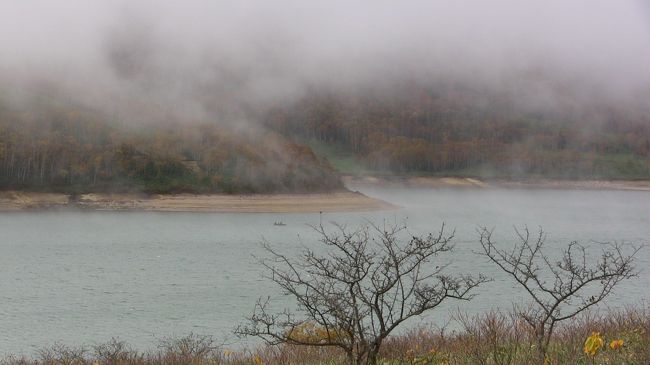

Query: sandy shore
343,176,490,189
0,191,396,213
3,177,649,212
492,179,650,191
343,176,650,191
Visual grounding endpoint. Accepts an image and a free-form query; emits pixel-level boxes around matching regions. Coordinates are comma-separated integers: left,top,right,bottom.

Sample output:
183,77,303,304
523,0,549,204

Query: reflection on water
0,187,648,355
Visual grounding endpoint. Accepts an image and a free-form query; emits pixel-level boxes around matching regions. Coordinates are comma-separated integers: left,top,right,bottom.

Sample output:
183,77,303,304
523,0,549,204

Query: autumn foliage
266,84,650,178
0,103,341,194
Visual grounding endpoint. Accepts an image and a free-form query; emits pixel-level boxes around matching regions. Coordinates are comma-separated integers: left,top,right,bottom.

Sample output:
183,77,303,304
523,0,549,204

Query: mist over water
1,187,648,356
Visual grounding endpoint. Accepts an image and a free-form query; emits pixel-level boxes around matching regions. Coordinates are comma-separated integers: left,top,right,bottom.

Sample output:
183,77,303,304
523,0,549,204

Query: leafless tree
478,226,640,363
236,222,487,365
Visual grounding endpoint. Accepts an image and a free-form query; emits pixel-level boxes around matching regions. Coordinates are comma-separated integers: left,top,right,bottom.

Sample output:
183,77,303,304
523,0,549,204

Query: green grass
591,152,650,179
301,137,650,181
297,138,382,176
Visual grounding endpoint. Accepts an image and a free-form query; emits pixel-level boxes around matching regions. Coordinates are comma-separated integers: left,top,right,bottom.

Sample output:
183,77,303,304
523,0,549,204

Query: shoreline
342,175,650,191
0,190,397,213
3,177,650,212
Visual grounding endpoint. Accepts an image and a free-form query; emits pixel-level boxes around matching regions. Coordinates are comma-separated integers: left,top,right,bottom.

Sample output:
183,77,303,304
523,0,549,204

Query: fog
1,0,650,125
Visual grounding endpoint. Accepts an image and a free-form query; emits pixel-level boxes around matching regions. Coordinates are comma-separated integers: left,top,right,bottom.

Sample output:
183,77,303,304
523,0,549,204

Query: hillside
3,78,650,196
266,83,650,180
0,100,342,194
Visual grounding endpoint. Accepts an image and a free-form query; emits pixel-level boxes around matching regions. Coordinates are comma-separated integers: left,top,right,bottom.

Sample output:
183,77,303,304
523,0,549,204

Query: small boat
273,221,287,226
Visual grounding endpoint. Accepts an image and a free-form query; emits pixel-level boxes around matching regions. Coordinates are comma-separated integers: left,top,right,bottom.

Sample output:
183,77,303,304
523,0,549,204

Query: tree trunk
363,342,381,365
535,333,547,365
365,351,378,365
345,349,354,365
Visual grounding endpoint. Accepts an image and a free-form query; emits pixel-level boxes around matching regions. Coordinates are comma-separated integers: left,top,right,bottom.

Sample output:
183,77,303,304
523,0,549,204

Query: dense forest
266,82,650,179
2,77,650,195
0,100,341,194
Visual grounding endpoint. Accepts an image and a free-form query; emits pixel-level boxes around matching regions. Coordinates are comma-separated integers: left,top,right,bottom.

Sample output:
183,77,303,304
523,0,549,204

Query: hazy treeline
267,81,650,178
0,101,340,194
4,76,650,195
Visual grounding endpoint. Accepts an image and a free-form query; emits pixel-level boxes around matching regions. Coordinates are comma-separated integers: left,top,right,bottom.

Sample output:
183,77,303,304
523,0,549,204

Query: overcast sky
1,1,649,121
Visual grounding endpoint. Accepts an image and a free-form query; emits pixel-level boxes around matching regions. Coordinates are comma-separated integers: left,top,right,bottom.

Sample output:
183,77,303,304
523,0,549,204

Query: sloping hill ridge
0,101,342,194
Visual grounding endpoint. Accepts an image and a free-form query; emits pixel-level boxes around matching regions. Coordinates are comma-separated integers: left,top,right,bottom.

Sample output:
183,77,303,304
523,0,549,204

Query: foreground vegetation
3,307,648,365
233,221,639,365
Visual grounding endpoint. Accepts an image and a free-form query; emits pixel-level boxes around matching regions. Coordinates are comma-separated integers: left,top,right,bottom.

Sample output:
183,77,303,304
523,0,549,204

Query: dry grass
2,307,648,365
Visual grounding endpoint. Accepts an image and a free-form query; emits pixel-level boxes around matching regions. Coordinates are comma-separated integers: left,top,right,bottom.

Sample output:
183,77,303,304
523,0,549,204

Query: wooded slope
267,83,650,179
0,101,341,194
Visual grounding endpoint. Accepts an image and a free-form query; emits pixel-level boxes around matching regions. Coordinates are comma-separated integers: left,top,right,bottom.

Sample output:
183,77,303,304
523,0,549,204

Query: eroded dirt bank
0,191,396,213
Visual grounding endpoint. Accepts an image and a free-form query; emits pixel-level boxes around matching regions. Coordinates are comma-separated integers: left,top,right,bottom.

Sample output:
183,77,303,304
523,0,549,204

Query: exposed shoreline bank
3,177,650,212
342,175,650,191
0,190,397,213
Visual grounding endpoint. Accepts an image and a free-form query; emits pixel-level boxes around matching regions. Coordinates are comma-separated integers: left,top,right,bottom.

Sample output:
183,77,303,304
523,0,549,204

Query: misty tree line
266,85,650,178
3,78,650,194
0,104,340,194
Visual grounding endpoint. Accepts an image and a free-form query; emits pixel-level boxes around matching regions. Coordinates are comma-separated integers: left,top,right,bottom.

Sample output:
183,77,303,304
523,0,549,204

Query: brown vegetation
478,226,639,362
2,307,648,365
0,102,341,194
267,84,650,179
233,223,639,365
236,223,487,364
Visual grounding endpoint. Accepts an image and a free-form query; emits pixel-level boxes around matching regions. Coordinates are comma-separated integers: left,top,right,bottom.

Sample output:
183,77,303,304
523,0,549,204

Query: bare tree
236,222,487,365
478,226,639,363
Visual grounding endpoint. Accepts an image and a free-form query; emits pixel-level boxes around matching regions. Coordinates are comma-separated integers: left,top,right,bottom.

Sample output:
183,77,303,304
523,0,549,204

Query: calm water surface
1,187,649,355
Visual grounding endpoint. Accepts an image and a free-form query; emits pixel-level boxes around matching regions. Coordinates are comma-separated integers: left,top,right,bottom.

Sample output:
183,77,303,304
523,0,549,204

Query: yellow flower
223,349,233,356
609,339,624,350
253,354,264,365
584,332,604,356
92,362,100,365
285,321,348,343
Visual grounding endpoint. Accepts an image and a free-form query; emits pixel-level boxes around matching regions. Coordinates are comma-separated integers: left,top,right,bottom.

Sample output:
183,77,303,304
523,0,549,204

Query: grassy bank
301,138,650,181
4,307,648,365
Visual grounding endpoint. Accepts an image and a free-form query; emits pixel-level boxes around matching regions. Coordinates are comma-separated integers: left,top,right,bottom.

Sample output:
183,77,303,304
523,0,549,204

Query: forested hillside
267,83,650,179
3,77,650,196
0,101,341,194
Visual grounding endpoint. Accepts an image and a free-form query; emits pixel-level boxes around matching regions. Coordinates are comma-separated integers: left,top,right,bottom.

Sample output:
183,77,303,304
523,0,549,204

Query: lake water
1,187,649,355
